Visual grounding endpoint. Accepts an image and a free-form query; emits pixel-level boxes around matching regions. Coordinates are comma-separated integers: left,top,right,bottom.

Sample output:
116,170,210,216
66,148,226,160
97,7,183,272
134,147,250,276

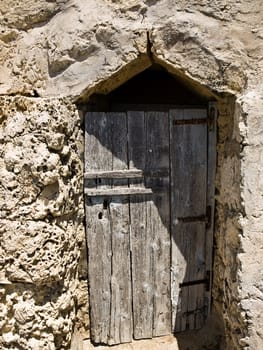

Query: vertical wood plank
205,102,217,316
170,109,187,332
85,112,112,188
108,113,132,344
170,109,208,332
145,111,171,337
170,110,207,218
85,112,112,344
85,197,112,344
176,222,206,330
128,111,152,339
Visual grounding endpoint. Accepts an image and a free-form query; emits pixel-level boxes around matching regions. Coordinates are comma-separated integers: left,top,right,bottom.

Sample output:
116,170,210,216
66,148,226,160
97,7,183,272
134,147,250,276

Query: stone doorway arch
80,59,229,348
68,35,243,348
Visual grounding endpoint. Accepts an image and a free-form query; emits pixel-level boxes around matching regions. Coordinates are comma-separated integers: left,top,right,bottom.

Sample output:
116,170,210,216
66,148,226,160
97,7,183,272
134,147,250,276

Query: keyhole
98,212,103,219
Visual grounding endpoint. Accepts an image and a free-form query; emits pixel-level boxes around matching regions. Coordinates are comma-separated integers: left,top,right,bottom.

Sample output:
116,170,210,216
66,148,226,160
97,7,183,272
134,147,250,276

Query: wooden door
84,107,216,345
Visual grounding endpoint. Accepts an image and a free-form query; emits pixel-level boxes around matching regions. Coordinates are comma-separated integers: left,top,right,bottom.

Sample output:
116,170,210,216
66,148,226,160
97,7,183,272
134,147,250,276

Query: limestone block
0,0,150,97
1,0,262,98
239,88,263,146
149,11,248,94
0,220,78,285
42,0,149,98
0,97,83,221
0,284,76,350
0,0,68,31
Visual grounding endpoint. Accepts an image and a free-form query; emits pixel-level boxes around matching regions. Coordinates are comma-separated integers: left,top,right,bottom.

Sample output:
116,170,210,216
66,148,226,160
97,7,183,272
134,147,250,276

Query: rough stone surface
0,0,262,99
0,1,263,350
0,97,87,349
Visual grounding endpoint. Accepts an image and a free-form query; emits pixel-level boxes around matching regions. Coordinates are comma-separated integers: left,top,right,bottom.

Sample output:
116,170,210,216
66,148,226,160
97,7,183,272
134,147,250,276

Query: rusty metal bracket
172,118,207,126
179,271,211,291
177,206,212,227
208,106,216,132
172,105,217,131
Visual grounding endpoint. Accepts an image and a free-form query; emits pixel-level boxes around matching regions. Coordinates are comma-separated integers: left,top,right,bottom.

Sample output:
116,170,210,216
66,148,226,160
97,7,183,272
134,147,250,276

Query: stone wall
0,1,263,349
213,98,245,348
0,97,87,349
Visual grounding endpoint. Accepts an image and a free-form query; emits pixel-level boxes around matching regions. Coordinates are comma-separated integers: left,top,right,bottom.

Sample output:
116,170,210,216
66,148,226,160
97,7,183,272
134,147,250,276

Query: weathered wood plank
85,112,112,344
145,111,171,337
84,169,143,179
108,198,132,344
85,112,112,186
85,197,112,344
108,112,132,344
170,109,207,217
174,222,206,331
85,187,153,196
84,169,169,179
187,284,206,330
170,109,207,332
128,111,153,339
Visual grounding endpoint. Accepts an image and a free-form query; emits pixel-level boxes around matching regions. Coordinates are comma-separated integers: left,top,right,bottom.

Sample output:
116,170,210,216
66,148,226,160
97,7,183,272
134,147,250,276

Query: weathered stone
0,97,85,349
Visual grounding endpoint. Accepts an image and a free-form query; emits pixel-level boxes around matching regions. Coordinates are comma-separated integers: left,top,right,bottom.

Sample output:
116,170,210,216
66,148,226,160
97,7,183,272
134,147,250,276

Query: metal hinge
179,271,211,291
206,205,212,229
173,118,208,126
172,104,217,130
208,103,217,132
177,206,211,228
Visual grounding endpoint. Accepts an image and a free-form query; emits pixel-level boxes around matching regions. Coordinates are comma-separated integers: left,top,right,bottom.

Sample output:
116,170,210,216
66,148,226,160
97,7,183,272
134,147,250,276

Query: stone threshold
83,335,179,350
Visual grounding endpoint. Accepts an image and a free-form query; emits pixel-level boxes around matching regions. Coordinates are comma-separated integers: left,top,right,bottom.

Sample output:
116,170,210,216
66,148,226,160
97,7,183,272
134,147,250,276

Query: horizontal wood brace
84,169,143,179
84,169,169,179
179,271,211,291
84,187,153,196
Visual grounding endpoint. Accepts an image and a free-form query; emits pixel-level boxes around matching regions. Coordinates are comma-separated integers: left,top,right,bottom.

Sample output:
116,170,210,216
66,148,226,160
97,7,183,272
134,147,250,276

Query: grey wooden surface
170,109,208,332
145,111,171,337
84,169,143,179
85,107,215,344
85,187,153,196
85,112,112,344
108,112,132,344
128,111,153,339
